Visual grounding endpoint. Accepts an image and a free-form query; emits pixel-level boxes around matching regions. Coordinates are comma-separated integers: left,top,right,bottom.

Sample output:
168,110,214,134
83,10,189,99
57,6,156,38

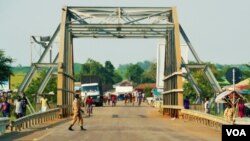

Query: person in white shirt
14,96,23,119
204,97,210,114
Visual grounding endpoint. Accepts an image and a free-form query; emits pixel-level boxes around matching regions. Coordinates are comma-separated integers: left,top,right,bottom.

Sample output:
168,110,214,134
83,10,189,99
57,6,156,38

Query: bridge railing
0,117,9,135
181,109,231,130
189,104,204,112
10,108,60,132
160,105,232,130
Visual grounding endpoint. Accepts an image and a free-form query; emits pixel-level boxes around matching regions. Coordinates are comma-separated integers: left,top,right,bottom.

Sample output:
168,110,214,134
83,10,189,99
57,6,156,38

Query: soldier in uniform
68,94,86,131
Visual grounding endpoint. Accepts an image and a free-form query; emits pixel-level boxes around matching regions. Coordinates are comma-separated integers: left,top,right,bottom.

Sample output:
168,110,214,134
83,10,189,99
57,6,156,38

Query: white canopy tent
215,90,233,103
216,90,245,105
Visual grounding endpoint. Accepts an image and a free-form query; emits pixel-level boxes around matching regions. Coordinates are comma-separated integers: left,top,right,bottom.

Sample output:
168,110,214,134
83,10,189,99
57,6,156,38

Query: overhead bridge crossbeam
69,24,173,38
65,7,173,39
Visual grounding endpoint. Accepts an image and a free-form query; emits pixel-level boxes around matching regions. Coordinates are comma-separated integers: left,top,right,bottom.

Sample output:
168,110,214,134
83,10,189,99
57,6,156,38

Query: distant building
113,80,133,95
134,83,156,92
134,83,156,97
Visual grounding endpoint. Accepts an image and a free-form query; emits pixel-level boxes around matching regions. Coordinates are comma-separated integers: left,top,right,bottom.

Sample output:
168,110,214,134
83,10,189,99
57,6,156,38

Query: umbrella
215,90,233,103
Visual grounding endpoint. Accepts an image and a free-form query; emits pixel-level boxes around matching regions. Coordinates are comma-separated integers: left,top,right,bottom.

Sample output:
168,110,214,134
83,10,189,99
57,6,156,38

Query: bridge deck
1,102,221,141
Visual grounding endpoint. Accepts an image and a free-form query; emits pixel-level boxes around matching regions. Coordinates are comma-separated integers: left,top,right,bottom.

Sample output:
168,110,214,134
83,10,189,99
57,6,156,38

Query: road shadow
1,118,71,141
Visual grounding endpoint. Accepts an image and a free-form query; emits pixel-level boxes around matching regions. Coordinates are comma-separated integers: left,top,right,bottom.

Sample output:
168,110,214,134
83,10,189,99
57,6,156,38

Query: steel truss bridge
18,7,222,117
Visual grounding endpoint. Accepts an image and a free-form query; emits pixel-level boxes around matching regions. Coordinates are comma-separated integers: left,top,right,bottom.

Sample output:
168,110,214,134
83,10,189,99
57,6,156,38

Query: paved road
1,101,221,141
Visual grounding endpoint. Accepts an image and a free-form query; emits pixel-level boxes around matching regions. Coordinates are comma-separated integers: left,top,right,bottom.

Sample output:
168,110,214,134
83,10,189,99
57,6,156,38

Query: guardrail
158,105,233,130
0,117,9,135
181,109,231,130
10,108,60,131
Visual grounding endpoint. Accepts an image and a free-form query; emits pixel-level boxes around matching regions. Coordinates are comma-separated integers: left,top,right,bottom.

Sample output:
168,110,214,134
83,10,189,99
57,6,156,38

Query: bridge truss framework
18,6,222,117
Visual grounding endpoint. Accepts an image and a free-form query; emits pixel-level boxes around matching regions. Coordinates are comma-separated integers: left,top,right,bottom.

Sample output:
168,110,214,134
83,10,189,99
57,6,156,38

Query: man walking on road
68,94,87,131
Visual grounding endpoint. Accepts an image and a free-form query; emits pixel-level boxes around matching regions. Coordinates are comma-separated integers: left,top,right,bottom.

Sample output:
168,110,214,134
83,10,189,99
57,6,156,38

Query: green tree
25,70,57,104
113,71,123,83
81,59,105,76
104,61,115,85
0,50,13,84
141,62,156,83
144,87,152,97
125,64,144,84
137,60,152,70
105,61,115,75
80,59,122,91
116,64,131,79
183,62,219,103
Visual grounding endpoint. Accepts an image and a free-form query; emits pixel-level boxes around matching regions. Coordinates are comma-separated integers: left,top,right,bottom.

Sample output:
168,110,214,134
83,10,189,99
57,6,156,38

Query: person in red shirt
86,96,93,116
238,99,245,118
111,95,116,107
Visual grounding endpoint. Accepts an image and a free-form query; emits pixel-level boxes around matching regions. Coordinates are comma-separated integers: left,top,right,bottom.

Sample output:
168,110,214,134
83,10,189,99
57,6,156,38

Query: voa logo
226,129,246,136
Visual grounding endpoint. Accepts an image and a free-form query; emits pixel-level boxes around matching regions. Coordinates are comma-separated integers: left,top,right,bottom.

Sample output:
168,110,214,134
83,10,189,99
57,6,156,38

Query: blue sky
0,0,250,68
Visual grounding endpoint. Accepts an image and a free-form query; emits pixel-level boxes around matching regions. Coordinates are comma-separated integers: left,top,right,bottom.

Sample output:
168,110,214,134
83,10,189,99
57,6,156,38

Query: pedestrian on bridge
21,93,28,116
86,96,93,116
40,95,50,112
14,96,23,119
224,103,234,122
204,97,210,114
1,96,11,117
138,92,143,106
68,94,86,131
184,96,190,109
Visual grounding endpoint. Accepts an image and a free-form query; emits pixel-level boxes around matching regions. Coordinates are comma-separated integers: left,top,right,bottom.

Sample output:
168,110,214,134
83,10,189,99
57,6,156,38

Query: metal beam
37,53,59,96
183,64,207,69
34,63,58,68
179,24,222,94
72,35,166,39
69,24,174,29
57,7,68,116
18,24,60,94
162,7,183,118
181,59,203,104
124,10,170,25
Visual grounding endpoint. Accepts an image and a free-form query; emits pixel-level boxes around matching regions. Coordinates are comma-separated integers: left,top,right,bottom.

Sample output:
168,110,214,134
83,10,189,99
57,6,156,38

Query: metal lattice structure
18,6,221,117
56,6,183,117
65,7,174,38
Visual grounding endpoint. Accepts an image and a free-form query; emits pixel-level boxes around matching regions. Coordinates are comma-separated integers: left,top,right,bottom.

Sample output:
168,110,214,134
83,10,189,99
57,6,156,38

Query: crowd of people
223,99,250,122
67,90,147,131
183,95,250,123
0,93,28,119
0,92,52,119
103,90,145,107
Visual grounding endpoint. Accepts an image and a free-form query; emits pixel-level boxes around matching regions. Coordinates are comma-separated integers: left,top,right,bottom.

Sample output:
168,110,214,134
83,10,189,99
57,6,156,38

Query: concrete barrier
0,117,9,135
181,109,231,130
10,108,60,132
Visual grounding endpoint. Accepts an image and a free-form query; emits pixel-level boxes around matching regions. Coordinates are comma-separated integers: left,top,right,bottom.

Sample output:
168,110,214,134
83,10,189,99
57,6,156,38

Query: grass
10,73,26,90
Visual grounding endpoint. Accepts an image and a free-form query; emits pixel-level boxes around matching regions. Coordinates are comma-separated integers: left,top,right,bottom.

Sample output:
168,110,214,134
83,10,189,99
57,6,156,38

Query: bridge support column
162,7,183,118
57,6,75,117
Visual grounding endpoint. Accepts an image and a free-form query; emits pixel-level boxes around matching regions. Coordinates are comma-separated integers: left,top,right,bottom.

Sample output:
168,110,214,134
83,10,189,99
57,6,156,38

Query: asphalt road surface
1,101,221,141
